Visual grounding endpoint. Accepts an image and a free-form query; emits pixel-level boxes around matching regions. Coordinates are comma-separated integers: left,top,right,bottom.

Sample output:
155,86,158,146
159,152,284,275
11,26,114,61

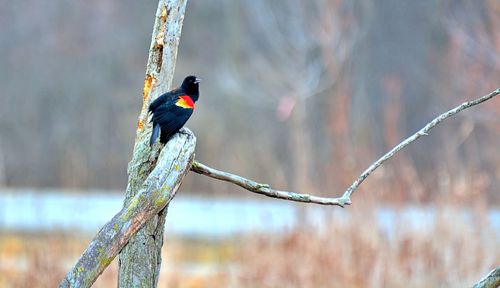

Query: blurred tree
0,0,155,189
0,0,498,203
0,142,5,185
219,0,356,192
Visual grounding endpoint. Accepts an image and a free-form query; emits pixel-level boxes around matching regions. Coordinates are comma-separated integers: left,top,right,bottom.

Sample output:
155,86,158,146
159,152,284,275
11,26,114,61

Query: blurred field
1,202,498,288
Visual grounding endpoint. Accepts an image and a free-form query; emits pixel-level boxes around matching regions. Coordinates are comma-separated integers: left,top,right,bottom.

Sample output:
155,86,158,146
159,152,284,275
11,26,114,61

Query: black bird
149,75,200,146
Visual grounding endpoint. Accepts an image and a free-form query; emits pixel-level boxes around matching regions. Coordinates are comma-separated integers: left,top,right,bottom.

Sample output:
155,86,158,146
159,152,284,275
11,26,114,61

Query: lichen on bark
118,0,189,287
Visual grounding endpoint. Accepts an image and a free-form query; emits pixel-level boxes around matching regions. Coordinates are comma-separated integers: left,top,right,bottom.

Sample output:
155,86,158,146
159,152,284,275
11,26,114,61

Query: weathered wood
60,2,190,285
59,129,196,288
473,267,500,288
118,0,188,287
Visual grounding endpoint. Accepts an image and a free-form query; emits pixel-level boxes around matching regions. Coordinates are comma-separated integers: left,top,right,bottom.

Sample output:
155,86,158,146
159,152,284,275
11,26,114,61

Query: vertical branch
136,0,188,133
118,0,188,287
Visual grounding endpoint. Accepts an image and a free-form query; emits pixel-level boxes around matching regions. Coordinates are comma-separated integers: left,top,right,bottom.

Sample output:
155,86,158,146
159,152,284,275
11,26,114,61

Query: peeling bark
118,0,188,287
59,1,189,287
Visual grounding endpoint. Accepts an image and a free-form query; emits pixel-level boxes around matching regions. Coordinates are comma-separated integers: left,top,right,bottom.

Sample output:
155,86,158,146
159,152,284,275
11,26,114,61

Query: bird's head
181,75,201,101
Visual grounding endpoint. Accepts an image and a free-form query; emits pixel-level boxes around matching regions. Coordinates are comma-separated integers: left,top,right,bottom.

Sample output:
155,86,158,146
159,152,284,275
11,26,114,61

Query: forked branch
192,88,499,206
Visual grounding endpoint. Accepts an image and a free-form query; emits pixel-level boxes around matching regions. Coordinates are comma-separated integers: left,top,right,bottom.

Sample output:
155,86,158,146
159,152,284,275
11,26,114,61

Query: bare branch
473,267,500,288
192,88,499,206
191,161,348,207
59,130,196,288
340,88,499,201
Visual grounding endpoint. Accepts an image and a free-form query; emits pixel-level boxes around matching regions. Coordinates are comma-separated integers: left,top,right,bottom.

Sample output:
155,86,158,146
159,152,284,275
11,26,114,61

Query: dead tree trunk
118,0,188,287
59,1,189,287
59,130,195,288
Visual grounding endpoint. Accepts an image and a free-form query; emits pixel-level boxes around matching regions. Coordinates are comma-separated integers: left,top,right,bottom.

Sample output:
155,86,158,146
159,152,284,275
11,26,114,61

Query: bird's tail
150,123,160,146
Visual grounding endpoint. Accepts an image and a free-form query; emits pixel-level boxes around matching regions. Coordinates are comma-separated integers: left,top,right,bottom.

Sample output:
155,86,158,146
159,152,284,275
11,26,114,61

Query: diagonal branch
473,266,500,288
192,88,499,207
59,130,196,288
340,88,499,202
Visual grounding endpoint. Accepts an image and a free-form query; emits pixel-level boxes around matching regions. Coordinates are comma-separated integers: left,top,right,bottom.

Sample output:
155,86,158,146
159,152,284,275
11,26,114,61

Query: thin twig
341,88,499,201
191,88,499,206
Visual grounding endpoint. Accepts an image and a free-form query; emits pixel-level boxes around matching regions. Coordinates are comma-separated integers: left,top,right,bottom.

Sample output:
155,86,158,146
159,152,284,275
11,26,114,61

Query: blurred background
0,0,499,287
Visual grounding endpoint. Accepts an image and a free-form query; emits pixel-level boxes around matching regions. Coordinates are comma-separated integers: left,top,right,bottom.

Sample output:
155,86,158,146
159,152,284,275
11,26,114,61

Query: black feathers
148,75,200,146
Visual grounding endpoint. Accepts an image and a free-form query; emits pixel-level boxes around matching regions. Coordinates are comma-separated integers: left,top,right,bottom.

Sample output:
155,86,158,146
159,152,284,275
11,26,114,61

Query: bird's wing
153,103,193,142
148,88,182,113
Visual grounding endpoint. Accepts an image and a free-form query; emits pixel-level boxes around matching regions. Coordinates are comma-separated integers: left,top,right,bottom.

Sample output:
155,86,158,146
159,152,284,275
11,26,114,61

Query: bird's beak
194,77,202,84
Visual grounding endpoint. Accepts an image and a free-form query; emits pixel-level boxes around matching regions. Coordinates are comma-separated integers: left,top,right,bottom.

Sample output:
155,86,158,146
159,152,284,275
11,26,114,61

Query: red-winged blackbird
149,75,200,146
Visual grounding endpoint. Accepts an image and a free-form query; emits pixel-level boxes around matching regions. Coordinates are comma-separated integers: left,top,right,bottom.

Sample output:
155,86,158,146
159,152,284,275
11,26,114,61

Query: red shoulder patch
175,95,195,109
